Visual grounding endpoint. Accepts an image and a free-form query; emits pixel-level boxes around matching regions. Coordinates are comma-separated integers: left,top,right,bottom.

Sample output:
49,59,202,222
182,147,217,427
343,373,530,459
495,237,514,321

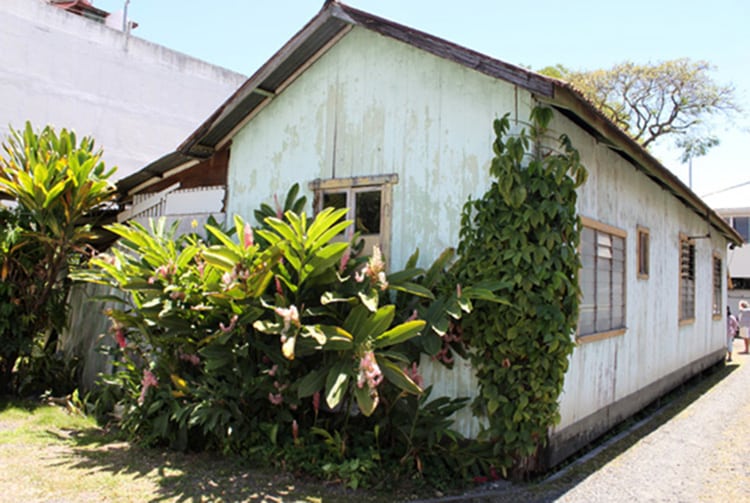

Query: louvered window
679,236,695,322
579,218,626,337
712,254,722,317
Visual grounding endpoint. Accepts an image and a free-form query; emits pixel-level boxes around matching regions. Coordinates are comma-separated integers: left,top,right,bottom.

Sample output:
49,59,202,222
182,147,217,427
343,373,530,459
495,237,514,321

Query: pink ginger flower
355,246,389,290
243,223,254,249
268,364,278,377
274,305,300,335
292,419,299,444
114,327,127,349
153,261,176,281
219,314,239,333
274,194,283,219
221,271,235,289
179,352,201,366
407,309,419,321
268,392,284,405
339,247,351,274
275,276,284,296
404,362,424,388
138,369,159,405
169,291,185,301
312,391,320,415
357,351,383,390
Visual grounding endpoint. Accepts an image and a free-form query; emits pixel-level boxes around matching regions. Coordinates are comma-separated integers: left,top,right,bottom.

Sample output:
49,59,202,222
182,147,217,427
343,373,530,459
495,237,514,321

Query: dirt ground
1,340,747,503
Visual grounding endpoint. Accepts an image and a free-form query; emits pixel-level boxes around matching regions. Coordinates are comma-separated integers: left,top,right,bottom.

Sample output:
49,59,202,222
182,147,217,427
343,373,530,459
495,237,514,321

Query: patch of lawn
0,400,415,502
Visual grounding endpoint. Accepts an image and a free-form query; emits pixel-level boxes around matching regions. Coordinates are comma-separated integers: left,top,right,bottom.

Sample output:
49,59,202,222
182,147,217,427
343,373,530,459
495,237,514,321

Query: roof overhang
118,0,742,246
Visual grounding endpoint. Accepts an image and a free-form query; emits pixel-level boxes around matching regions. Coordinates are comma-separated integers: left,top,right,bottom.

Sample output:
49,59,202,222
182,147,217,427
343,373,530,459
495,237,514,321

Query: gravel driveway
436,338,750,502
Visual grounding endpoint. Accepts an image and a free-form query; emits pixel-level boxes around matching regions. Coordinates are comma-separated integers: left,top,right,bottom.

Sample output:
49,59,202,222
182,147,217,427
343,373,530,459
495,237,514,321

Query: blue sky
95,0,749,198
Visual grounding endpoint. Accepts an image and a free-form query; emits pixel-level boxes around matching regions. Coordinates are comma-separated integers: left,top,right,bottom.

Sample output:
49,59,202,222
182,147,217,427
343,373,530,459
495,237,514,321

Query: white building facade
0,0,246,179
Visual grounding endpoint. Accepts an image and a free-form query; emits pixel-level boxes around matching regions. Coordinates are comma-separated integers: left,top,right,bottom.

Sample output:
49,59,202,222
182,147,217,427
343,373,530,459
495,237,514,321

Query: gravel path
556,338,750,502
442,339,750,502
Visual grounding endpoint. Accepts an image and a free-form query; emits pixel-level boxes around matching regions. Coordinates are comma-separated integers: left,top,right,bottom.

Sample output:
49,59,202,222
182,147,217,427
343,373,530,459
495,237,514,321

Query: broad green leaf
357,289,379,313
380,357,422,395
325,365,350,409
354,384,378,417
314,325,354,350
298,369,327,398
385,267,425,284
202,248,240,271
387,281,435,299
373,320,426,348
320,291,356,305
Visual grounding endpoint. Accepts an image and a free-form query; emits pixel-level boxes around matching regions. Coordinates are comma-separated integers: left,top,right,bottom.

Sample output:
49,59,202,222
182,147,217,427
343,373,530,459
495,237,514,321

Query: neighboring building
702,186,750,311
0,0,246,179
2,0,247,389
116,1,742,469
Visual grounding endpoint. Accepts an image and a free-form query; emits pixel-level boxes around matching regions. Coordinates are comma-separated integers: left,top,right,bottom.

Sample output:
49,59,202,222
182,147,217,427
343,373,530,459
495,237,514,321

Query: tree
0,123,116,395
539,59,739,155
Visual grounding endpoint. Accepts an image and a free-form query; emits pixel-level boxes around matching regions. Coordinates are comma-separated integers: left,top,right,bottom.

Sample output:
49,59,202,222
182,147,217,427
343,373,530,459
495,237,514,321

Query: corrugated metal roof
119,0,742,245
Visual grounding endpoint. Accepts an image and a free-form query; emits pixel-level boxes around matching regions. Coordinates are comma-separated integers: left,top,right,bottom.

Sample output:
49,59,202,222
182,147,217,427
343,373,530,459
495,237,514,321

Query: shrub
79,191,486,487
0,123,116,395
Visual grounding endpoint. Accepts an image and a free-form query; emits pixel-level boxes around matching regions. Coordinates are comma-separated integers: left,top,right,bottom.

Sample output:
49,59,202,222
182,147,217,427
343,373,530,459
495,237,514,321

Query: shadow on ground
428,361,739,502
48,426,362,503
34,361,737,503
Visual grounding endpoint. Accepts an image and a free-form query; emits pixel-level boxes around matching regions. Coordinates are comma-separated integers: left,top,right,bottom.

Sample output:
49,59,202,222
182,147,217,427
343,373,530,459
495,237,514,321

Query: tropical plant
0,122,116,395
454,106,586,477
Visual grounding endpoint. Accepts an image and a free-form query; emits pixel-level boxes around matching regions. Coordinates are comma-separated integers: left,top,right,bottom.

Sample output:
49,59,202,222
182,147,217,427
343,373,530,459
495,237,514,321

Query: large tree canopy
539,59,739,157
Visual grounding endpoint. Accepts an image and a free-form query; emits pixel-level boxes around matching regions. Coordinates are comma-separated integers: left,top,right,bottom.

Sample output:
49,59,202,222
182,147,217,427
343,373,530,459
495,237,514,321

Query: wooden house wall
222,25,729,454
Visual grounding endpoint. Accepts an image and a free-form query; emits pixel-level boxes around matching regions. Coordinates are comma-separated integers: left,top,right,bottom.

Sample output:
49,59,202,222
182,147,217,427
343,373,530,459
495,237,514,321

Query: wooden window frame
679,233,696,324
309,174,397,261
577,216,627,342
712,252,722,320
636,225,650,280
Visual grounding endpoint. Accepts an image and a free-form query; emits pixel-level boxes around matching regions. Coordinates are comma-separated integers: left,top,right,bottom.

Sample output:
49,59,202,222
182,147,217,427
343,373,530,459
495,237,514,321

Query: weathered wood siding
225,26,728,444
227,27,531,269
551,111,727,441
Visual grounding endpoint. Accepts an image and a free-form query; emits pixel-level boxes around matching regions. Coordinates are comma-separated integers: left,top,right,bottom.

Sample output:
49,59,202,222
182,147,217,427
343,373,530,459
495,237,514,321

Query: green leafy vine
455,106,587,476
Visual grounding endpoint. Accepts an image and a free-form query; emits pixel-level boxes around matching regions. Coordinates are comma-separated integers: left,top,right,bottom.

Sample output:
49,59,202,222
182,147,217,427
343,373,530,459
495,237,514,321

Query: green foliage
454,107,587,476
0,122,116,395
80,187,474,488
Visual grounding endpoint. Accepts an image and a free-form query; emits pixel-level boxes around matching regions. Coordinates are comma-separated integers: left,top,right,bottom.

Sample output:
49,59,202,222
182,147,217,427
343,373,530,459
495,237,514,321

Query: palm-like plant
0,122,116,394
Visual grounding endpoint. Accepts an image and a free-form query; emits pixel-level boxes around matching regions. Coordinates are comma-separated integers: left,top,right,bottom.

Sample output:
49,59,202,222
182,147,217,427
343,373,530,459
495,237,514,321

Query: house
116,1,742,469
0,0,246,179
1,0,246,389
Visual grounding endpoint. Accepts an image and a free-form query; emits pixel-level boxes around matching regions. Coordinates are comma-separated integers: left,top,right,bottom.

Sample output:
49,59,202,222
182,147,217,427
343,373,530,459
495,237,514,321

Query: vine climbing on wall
454,106,587,477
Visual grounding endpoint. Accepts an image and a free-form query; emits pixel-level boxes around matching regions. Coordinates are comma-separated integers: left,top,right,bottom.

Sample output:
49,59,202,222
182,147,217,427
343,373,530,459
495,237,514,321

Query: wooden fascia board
177,6,348,156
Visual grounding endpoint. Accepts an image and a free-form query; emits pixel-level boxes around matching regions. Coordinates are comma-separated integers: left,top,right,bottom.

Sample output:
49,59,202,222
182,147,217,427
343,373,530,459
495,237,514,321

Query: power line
701,179,750,198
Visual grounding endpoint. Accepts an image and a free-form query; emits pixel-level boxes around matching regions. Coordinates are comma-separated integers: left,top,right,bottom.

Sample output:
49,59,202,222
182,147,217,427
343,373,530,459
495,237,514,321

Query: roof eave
542,83,743,246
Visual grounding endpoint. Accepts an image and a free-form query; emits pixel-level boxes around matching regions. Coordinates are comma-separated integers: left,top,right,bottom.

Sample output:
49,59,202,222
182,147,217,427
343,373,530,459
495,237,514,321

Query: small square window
310,174,397,260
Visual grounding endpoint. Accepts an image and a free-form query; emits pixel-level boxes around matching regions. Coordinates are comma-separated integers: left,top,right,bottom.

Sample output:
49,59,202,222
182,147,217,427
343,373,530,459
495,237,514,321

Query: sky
94,0,750,201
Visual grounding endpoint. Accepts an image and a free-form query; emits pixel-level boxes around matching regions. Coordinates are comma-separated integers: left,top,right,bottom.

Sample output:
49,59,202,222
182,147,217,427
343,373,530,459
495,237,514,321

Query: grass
0,400,408,502
0,360,735,502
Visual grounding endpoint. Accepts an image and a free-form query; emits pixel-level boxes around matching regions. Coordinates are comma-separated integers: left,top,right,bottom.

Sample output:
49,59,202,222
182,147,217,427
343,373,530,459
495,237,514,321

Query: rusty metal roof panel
116,151,194,199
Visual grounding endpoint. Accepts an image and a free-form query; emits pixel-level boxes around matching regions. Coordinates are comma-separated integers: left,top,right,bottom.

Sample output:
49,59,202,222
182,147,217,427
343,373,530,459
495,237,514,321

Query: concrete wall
224,26,729,451
0,0,246,179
